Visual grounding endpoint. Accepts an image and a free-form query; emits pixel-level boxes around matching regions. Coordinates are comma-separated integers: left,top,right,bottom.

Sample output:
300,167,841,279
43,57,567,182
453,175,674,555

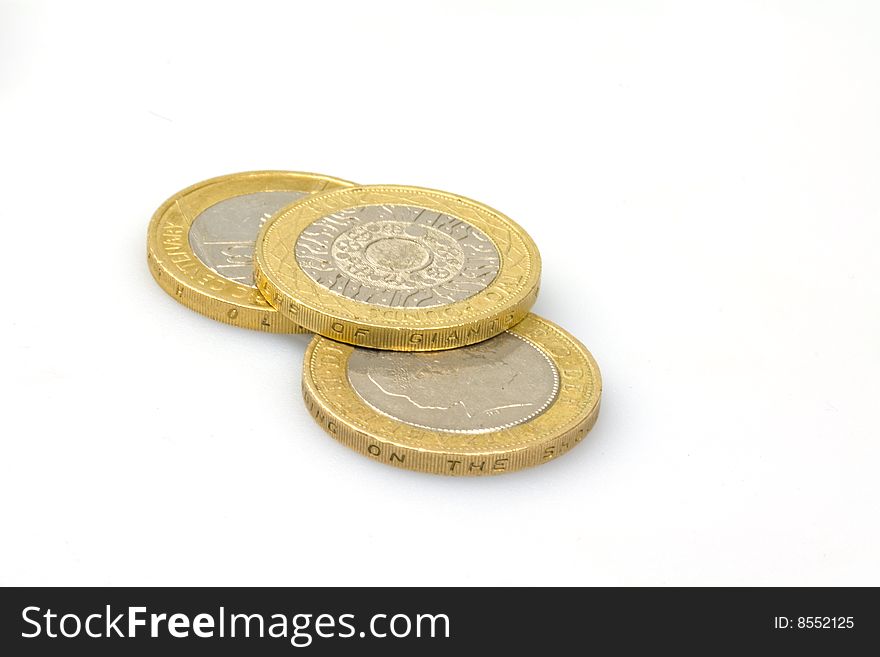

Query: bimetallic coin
255,185,541,350
147,171,355,331
302,314,601,475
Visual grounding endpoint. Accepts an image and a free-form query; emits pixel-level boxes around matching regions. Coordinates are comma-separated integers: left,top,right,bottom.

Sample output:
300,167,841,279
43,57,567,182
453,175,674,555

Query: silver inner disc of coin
346,333,560,433
189,191,307,287
295,205,501,308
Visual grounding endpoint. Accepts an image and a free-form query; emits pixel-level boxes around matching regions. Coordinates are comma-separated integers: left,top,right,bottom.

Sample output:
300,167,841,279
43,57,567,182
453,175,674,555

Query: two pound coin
301,314,601,475
147,170,355,331
255,185,541,350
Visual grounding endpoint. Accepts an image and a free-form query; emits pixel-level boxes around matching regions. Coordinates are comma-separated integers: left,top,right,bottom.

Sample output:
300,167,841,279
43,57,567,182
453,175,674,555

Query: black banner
0,587,875,654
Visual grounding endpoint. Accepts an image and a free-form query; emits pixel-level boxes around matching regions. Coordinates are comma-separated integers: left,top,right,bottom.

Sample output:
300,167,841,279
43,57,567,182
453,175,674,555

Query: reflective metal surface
295,204,501,308
189,191,307,287
346,332,559,433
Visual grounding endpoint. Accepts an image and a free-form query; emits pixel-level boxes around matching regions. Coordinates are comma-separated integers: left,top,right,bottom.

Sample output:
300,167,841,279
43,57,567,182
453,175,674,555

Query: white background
2,0,878,586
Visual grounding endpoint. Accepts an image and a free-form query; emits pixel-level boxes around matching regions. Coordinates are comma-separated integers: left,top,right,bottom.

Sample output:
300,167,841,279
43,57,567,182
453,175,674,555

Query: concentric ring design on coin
295,205,500,306
147,171,355,332
256,186,541,350
301,314,601,475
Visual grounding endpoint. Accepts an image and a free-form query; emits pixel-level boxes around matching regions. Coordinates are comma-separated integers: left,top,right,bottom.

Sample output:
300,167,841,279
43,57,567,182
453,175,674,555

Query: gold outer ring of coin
254,185,541,350
301,314,601,476
147,170,355,332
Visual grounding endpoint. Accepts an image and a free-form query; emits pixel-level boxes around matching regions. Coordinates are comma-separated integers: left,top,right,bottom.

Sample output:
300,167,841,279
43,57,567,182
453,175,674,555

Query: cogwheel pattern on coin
295,205,500,308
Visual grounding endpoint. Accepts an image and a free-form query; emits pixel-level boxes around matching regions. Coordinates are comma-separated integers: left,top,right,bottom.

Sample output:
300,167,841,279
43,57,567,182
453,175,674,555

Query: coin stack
147,171,601,476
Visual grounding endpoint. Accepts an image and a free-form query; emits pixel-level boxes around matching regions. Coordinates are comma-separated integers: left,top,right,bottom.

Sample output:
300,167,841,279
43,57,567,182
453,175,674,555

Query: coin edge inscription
147,171,355,332
301,314,601,475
